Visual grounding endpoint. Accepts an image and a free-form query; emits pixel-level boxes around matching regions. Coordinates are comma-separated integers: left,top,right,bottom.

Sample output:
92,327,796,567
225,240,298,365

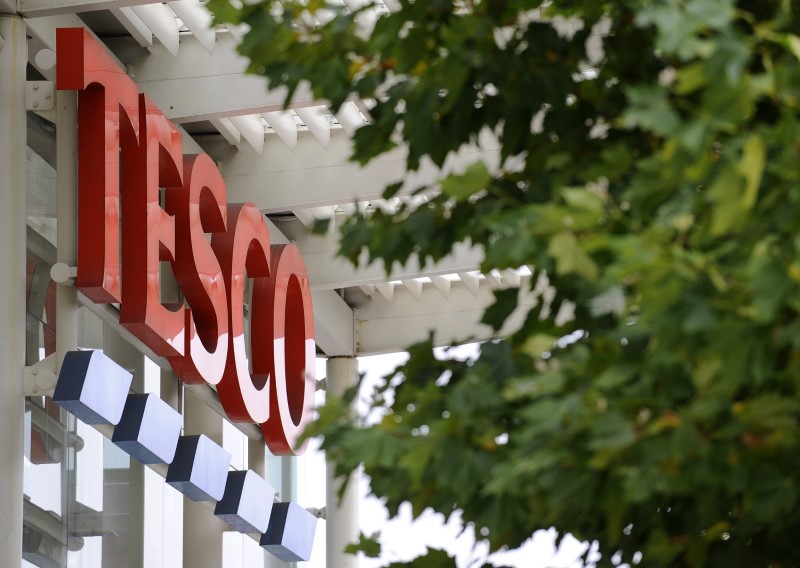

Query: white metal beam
356,278,540,355
221,129,500,213
275,217,484,290
107,33,318,123
20,0,160,18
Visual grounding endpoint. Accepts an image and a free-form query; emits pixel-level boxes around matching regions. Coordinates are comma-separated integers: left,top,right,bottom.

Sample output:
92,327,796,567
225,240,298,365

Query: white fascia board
276,218,484,290
356,278,536,355
20,0,160,18
220,130,500,213
110,34,318,123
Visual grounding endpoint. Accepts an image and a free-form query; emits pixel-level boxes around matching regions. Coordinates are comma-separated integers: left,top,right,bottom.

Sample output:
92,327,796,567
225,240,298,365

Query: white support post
103,325,146,568
248,438,271,568
326,356,360,568
56,89,79,372
183,387,227,568
0,15,27,568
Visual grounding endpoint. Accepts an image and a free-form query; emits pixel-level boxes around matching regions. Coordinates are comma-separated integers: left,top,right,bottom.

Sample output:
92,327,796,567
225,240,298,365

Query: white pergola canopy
22,0,553,358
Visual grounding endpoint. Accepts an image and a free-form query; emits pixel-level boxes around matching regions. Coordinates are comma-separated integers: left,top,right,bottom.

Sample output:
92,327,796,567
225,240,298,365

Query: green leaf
344,533,382,558
787,34,800,61
481,288,519,331
385,548,457,567
622,85,680,136
440,162,490,202
215,0,800,564
548,232,599,280
521,334,556,357
561,187,605,213
708,169,745,235
737,134,765,210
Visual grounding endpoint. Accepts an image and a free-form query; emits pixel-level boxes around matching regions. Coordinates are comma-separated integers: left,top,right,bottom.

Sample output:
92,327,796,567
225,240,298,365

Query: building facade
0,2,519,566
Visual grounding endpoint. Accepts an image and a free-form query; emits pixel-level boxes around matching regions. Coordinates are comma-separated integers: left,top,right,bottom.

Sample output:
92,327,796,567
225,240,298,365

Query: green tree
208,0,800,565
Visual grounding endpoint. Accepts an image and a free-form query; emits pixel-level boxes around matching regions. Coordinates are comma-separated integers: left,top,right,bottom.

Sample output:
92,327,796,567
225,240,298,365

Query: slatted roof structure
14,0,582,359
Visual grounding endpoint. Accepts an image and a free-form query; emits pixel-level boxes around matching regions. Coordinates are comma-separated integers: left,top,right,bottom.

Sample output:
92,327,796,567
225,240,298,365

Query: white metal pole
56,90,79,371
325,356,360,568
0,14,27,568
103,326,146,567
183,388,227,568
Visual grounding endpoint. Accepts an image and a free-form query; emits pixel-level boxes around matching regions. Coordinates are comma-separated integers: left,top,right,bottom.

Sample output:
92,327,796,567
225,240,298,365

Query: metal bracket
50,262,78,286
24,353,58,397
307,506,326,520
26,81,55,113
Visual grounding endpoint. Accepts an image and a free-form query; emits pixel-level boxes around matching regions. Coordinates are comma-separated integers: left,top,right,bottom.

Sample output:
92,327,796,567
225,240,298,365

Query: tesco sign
56,28,315,456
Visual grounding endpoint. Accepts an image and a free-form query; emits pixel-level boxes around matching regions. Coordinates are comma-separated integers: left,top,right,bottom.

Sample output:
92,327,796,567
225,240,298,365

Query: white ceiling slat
338,202,357,216
292,208,317,226
402,279,424,300
111,7,153,48
486,269,505,289
343,0,379,33
224,22,248,41
310,206,336,221
375,282,395,302
372,198,399,214
294,106,331,148
229,115,265,154
502,268,521,288
263,111,298,150
132,3,180,57
336,101,366,135
458,272,481,297
430,275,451,299
210,117,241,146
169,0,216,54
358,284,375,297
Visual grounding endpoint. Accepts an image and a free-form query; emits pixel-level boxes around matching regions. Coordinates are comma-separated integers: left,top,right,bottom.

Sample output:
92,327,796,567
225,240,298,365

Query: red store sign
56,28,315,456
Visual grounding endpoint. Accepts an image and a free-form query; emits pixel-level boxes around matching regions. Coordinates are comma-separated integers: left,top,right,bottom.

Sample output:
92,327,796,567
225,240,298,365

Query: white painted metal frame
0,15,27,567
